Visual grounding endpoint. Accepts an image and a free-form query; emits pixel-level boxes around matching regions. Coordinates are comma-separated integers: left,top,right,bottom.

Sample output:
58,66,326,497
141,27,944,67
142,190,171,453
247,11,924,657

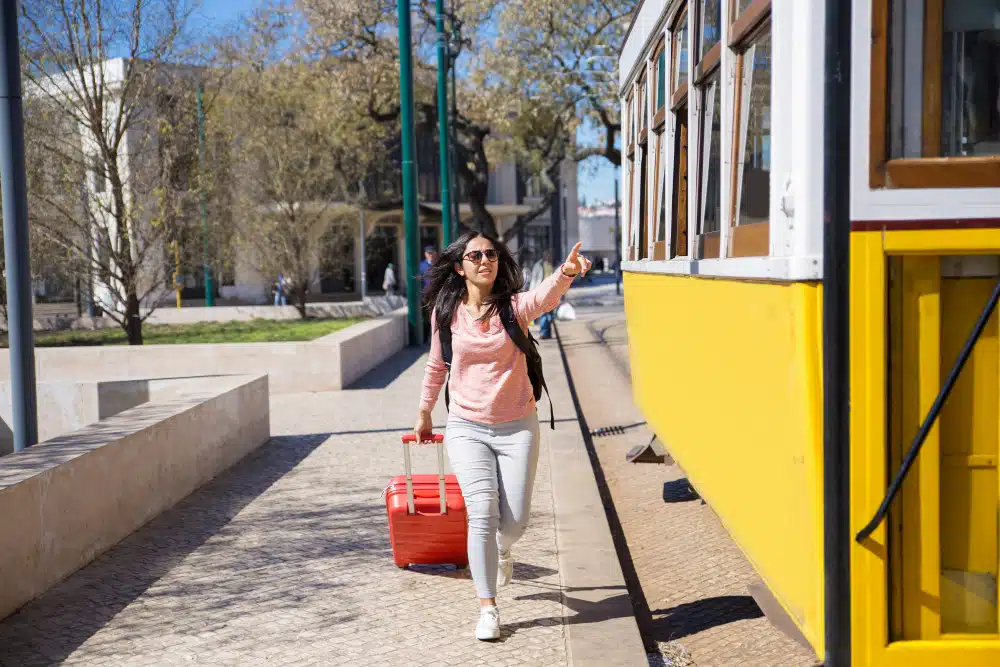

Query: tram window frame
670,3,691,258
694,0,723,259
651,37,668,260
871,0,1000,189
625,90,636,260
727,0,771,258
638,73,650,258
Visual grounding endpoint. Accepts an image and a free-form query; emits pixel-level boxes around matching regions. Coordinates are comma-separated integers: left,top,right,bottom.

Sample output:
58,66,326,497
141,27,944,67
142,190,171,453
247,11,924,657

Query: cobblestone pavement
0,346,569,667
558,308,820,667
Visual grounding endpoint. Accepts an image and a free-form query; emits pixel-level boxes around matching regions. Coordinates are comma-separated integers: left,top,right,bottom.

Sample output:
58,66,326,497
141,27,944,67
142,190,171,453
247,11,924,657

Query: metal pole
397,0,423,345
0,0,38,451
614,170,621,296
449,35,460,236
197,85,213,307
173,240,182,308
359,209,367,299
822,0,852,663
435,0,452,248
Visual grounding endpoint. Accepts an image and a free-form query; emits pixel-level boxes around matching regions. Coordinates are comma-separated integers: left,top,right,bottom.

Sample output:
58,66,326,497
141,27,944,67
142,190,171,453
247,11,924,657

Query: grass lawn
1,317,365,348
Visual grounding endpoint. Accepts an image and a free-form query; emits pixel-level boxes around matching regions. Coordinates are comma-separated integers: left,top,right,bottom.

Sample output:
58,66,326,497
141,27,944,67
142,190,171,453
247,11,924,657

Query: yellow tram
618,1,1000,665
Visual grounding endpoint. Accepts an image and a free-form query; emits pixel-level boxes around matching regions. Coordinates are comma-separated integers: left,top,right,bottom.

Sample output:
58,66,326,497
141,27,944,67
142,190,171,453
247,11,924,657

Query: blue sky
195,0,618,205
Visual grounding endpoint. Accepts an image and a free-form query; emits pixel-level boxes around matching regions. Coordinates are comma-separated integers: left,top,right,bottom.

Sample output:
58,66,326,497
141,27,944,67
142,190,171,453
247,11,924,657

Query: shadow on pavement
662,479,700,504
649,595,765,641
500,586,633,640
0,433,343,665
346,345,427,390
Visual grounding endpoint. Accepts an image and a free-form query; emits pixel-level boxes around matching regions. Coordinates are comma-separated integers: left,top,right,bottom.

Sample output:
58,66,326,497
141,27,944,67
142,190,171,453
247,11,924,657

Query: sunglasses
463,249,499,263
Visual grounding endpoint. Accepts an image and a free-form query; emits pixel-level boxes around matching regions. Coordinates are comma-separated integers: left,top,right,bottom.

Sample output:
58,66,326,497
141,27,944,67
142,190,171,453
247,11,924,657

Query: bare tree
216,10,395,316
20,0,197,344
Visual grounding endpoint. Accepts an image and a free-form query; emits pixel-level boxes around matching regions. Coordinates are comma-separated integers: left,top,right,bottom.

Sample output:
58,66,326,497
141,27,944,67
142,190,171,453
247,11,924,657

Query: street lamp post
0,0,38,451
435,0,452,248
197,85,213,307
397,0,424,345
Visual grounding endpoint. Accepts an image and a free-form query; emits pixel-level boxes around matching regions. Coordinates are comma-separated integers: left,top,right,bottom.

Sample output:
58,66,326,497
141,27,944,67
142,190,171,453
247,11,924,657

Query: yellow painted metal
851,230,1000,666
882,229,1000,255
623,271,825,658
899,255,942,640
939,277,999,635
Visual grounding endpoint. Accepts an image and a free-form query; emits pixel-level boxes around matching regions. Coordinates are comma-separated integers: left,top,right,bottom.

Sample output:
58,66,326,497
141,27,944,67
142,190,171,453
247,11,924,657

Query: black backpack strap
500,302,555,430
439,316,453,413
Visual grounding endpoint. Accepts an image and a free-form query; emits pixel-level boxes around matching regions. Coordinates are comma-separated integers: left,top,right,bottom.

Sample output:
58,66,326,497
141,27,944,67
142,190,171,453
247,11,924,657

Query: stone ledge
0,374,270,621
0,308,408,394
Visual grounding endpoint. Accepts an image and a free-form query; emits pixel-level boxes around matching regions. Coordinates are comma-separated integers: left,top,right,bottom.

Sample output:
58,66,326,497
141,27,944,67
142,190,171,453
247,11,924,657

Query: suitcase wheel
454,563,468,570
396,563,409,569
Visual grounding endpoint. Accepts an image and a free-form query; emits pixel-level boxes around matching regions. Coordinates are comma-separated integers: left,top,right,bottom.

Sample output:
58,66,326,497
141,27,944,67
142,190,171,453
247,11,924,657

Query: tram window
877,0,1000,187
673,7,689,95
656,46,667,112
736,31,772,228
671,5,691,259
672,108,690,258
699,0,722,62
697,78,722,258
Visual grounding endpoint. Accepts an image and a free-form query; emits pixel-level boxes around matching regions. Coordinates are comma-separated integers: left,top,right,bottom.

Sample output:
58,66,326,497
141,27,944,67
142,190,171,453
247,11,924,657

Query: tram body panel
624,271,825,655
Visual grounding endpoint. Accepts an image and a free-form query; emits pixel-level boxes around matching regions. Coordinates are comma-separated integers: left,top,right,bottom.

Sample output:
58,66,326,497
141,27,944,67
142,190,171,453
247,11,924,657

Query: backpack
439,300,555,429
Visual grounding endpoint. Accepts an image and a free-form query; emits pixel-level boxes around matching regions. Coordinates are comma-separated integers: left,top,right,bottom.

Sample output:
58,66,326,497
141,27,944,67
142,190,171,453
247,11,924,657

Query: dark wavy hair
422,231,525,332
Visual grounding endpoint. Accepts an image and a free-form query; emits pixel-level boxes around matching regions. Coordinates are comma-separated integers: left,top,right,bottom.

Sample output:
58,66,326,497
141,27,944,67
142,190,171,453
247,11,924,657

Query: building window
872,0,1000,188
671,4,691,258
90,155,106,194
728,0,771,257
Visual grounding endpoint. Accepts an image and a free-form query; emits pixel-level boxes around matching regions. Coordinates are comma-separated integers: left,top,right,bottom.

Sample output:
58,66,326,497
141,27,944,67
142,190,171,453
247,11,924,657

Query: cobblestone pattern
560,315,820,667
0,346,569,667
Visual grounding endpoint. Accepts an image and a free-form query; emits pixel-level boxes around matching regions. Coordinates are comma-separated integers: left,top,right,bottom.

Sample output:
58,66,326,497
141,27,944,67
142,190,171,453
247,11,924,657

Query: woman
415,232,590,641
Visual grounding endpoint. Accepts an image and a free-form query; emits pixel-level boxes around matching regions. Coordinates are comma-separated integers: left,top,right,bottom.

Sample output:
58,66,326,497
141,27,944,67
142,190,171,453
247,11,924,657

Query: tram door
888,256,1000,641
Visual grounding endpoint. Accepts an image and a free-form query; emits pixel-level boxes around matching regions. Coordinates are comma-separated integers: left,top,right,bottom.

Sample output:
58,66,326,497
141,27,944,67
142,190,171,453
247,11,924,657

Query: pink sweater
419,269,574,424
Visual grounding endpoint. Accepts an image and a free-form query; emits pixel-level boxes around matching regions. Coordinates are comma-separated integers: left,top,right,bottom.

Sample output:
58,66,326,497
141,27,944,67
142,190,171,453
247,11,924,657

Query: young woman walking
415,232,591,640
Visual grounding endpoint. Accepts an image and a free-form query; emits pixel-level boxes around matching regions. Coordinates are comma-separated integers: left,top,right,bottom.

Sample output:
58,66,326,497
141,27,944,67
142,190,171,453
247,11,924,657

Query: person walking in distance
274,273,288,307
382,262,397,297
414,232,591,640
529,250,556,339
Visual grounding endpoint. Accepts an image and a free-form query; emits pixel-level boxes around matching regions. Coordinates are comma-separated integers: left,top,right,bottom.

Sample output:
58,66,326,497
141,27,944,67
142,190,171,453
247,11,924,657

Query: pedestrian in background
383,263,396,297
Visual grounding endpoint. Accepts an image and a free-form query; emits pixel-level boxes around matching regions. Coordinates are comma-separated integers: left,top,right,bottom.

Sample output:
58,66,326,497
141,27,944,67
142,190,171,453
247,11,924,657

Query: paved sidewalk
0,331,644,666
558,313,820,667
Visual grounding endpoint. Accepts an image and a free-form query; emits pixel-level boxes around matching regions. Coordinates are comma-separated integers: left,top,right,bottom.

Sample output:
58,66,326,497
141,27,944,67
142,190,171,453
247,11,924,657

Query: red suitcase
384,434,468,569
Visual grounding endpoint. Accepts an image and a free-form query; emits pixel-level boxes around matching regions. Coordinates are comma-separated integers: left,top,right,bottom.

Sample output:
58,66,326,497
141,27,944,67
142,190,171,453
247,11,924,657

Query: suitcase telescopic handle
400,434,447,515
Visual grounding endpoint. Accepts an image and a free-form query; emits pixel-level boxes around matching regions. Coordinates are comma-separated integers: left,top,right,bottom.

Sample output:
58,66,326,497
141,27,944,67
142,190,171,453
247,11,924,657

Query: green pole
449,32,459,237
197,85,213,307
397,0,423,345
435,0,451,248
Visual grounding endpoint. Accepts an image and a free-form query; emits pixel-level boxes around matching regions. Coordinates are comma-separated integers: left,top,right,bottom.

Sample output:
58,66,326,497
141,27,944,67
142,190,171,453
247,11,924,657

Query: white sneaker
476,605,500,641
498,550,514,587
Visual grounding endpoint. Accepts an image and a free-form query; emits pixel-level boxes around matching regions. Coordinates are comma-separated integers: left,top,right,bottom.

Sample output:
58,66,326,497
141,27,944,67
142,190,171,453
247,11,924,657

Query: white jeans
446,413,540,598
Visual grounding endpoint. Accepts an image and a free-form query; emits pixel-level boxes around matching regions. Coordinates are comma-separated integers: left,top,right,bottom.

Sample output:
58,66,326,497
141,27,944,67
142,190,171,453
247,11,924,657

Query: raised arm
514,269,573,324
513,242,592,324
